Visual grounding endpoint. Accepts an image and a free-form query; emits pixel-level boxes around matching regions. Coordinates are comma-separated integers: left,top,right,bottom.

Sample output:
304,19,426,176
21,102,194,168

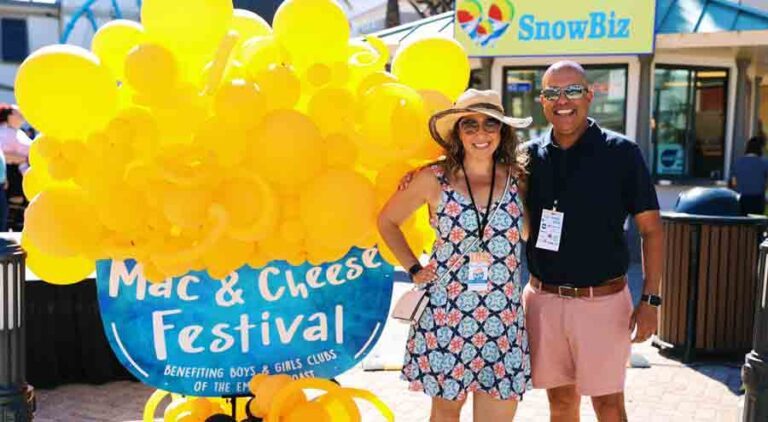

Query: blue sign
657,143,684,175
95,247,394,397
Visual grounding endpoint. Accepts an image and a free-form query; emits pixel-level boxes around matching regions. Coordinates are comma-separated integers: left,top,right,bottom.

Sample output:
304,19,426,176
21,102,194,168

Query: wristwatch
640,294,662,307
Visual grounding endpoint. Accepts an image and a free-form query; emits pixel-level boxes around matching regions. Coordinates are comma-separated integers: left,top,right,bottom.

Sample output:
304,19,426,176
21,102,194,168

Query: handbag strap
416,171,512,290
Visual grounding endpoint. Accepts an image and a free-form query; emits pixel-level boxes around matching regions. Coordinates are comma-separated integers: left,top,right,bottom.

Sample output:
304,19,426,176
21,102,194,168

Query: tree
386,0,401,28
407,0,453,18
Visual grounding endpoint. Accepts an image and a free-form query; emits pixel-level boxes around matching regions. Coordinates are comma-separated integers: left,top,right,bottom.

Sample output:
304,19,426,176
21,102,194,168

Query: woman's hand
412,267,437,284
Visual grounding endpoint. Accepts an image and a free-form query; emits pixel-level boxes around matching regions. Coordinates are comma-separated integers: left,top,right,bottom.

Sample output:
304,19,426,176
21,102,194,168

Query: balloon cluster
143,375,393,421
15,0,471,284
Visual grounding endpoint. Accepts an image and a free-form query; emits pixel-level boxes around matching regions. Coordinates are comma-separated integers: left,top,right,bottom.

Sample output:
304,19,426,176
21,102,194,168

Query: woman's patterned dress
401,164,532,401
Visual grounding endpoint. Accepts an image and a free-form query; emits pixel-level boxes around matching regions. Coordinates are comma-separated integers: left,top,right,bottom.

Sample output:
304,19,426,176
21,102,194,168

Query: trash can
0,238,34,421
656,188,768,362
742,239,768,421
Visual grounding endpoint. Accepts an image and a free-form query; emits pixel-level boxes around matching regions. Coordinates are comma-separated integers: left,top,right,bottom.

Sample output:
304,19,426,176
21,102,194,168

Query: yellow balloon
253,64,301,110
23,185,100,257
324,133,358,169
300,169,376,247
359,83,426,150
141,0,233,61
230,9,272,60
220,174,278,241
22,165,52,200
307,87,355,136
273,0,350,68
356,71,398,98
251,110,324,189
91,20,145,81
285,401,332,422
202,236,253,280
392,37,470,102
21,236,93,286
241,36,289,79
15,45,118,138
124,43,179,93
213,79,267,128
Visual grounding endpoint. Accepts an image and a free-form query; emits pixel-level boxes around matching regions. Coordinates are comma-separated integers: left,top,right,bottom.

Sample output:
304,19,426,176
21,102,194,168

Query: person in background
0,104,31,206
730,136,768,215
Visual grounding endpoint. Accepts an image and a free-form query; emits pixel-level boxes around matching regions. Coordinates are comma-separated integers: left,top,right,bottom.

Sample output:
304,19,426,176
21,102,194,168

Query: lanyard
461,160,497,247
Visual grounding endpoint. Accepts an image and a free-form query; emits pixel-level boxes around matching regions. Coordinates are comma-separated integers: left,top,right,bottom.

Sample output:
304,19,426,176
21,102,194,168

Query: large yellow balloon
213,79,267,128
91,20,145,81
23,186,100,257
241,36,289,79
359,83,426,150
392,37,470,102
300,169,376,247
251,110,324,189
15,45,118,138
307,87,355,136
141,0,233,61
253,64,301,110
22,236,94,285
273,0,349,68
230,9,272,60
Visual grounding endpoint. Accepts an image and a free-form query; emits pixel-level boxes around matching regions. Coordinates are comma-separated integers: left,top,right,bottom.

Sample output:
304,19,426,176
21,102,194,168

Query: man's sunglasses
458,117,502,135
540,84,589,102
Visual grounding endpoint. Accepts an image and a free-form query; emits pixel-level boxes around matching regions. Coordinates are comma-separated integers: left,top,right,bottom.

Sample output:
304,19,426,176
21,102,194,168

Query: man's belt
529,275,627,299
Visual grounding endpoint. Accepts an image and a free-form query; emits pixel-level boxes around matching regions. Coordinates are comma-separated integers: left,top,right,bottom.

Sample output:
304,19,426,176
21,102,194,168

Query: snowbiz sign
455,0,656,57
95,248,394,396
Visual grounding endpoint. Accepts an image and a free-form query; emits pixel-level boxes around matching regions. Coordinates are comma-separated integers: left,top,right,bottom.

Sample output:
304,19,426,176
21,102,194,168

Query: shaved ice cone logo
457,0,515,47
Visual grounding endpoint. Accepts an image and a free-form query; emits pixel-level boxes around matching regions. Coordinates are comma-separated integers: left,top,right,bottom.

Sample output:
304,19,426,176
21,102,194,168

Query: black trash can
0,238,34,421
656,187,768,362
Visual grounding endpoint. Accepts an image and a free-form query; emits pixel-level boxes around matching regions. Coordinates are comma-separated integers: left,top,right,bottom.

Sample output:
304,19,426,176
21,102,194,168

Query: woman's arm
377,168,439,282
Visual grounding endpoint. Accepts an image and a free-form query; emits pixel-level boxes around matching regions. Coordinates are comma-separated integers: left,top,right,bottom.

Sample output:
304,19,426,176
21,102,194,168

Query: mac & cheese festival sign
95,248,394,397
455,0,656,56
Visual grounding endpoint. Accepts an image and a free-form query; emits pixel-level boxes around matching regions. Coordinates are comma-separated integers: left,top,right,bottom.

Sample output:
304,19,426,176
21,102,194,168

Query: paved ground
32,341,744,421
31,263,747,421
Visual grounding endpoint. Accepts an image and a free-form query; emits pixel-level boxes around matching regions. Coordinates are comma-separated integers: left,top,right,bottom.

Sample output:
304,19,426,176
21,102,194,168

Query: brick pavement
32,341,744,422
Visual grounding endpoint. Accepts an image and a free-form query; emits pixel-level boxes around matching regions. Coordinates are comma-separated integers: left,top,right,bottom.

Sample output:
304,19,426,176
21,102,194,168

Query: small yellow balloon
213,79,267,127
307,87,355,136
241,36,289,79
392,37,470,102
15,45,118,138
324,133,358,169
91,20,145,81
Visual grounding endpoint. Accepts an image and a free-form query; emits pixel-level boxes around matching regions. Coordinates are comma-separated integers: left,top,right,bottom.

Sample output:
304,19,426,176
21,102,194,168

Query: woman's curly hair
438,117,528,180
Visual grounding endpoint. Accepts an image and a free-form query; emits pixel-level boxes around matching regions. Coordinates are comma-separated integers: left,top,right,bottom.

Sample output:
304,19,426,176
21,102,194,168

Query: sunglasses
540,84,589,102
458,117,502,135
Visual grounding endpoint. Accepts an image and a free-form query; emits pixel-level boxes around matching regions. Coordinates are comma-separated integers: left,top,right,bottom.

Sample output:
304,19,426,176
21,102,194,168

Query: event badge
466,252,492,292
535,208,564,252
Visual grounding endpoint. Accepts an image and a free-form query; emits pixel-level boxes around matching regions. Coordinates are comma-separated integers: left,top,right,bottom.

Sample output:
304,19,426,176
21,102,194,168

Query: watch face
647,295,662,306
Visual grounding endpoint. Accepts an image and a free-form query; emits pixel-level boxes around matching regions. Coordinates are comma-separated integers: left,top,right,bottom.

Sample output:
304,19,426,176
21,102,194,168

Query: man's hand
630,302,658,343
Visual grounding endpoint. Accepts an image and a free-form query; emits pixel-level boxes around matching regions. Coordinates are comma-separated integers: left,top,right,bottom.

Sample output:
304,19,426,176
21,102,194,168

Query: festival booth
10,0,475,419
374,0,768,210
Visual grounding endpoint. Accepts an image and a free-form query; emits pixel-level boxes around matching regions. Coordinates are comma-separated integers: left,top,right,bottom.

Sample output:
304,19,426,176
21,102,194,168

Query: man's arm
631,210,664,343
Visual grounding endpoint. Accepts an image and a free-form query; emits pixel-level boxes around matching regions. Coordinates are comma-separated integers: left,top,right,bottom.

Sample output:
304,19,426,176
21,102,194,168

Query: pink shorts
522,282,633,397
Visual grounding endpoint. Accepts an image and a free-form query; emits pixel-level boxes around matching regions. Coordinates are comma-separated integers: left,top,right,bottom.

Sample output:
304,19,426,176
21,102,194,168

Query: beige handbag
390,174,510,325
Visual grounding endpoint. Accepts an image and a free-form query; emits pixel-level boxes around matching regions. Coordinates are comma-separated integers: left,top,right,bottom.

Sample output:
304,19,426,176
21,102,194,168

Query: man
522,61,664,421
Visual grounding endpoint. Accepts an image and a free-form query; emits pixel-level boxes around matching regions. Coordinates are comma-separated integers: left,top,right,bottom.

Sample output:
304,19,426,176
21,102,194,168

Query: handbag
390,173,511,324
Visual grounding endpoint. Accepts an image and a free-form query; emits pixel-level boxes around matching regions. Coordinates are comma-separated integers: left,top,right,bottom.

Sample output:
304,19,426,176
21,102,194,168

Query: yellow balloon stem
143,389,170,422
365,35,390,69
343,388,395,422
202,30,240,96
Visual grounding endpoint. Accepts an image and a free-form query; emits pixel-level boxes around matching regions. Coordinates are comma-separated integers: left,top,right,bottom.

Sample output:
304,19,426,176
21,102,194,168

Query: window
502,65,628,141
1,18,29,63
653,66,728,180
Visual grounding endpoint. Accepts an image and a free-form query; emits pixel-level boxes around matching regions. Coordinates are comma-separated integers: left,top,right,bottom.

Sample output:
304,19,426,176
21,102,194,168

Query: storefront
375,0,768,209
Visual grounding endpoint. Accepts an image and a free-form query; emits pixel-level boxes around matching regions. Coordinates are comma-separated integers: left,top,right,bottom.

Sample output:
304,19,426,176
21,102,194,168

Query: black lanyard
461,160,497,247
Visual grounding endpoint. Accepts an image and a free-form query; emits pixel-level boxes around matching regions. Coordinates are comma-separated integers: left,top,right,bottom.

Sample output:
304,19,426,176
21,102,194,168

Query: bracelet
408,263,423,276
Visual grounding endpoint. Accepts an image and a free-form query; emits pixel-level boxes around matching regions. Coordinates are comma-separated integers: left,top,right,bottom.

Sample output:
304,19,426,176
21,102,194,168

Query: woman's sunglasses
540,84,589,102
458,117,502,135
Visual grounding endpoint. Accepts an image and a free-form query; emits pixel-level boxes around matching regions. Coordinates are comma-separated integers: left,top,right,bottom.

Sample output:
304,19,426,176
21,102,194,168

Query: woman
731,136,768,214
378,89,532,421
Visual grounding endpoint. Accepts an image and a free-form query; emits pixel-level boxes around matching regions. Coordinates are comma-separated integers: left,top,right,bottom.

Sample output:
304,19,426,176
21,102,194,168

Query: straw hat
428,89,532,148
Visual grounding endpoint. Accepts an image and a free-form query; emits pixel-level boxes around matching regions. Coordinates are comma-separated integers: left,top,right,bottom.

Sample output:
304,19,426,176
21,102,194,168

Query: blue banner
95,247,394,397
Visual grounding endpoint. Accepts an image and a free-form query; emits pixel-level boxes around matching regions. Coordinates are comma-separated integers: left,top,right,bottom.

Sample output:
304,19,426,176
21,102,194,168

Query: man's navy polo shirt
524,119,659,287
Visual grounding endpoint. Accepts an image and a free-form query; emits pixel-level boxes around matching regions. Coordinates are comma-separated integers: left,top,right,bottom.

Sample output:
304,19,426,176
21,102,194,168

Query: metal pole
0,239,31,421
743,240,768,421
